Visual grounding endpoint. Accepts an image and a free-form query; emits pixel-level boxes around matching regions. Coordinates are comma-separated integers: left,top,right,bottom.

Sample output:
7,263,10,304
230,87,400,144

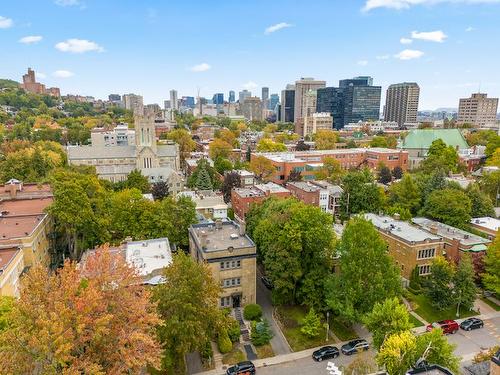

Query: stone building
189,220,256,308
458,93,498,128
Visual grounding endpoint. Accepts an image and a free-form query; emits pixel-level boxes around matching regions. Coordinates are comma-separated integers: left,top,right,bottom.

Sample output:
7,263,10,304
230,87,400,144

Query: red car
426,320,459,334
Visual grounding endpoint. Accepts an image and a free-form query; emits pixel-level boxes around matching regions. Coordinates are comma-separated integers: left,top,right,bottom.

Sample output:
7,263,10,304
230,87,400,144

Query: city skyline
1,0,500,109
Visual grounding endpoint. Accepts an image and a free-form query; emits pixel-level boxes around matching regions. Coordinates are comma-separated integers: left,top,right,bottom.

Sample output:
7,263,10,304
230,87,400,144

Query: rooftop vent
230,233,239,240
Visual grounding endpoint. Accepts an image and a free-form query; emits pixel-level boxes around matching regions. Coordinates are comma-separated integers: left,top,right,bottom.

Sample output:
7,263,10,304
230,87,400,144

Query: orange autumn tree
0,246,161,374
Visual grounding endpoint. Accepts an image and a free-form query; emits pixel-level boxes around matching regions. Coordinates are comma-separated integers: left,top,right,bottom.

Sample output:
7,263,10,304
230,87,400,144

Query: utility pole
326,311,330,342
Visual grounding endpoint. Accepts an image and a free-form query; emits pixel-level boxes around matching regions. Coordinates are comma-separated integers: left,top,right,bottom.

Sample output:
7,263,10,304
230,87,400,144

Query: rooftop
471,217,500,232
254,182,290,194
399,129,469,150
233,187,265,198
190,221,255,252
0,215,47,240
0,197,53,216
254,148,404,163
287,181,321,193
232,169,254,177
412,217,490,249
365,213,442,244
0,246,21,273
124,238,172,276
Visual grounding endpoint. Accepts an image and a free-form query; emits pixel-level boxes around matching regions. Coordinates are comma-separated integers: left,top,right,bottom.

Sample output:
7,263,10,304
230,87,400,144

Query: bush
227,318,241,343
200,340,213,360
251,319,273,346
300,307,322,338
243,304,262,321
217,328,232,354
409,266,422,292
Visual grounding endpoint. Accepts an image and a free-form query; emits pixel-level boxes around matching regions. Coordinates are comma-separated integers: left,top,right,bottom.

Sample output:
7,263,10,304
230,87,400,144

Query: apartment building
178,191,228,220
470,217,500,240
286,180,342,215
189,220,256,308
294,78,326,123
384,82,420,127
251,148,408,185
231,182,290,221
365,213,444,281
458,93,498,128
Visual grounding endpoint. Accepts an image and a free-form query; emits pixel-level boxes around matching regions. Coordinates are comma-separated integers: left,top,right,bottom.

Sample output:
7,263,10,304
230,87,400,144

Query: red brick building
251,148,408,185
231,182,290,221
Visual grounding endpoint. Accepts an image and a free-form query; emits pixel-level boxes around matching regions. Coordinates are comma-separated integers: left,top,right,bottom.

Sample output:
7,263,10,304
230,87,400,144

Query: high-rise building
21,68,60,97
296,90,324,135
339,76,381,126
229,90,235,103
293,78,326,123
316,87,345,129
269,94,279,111
123,93,144,115
108,94,121,102
212,93,224,105
458,93,499,128
384,82,420,127
169,89,178,111
181,96,195,108
241,97,263,121
239,90,251,103
261,87,269,101
281,84,295,123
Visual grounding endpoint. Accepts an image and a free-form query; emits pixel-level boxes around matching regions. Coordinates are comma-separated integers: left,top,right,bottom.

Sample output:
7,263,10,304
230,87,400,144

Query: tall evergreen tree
195,164,213,190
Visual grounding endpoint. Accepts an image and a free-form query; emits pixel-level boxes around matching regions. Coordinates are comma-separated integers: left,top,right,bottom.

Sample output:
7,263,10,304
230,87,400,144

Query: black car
261,276,274,290
460,317,484,331
226,361,256,375
341,339,369,355
312,346,340,361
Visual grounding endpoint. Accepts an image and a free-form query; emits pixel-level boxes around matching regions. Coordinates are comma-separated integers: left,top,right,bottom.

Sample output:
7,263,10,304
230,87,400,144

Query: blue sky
1,0,499,110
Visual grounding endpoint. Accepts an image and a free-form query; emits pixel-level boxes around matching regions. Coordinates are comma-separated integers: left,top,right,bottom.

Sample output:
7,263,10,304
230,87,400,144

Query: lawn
222,345,246,365
407,292,478,323
275,305,338,351
480,296,500,311
409,313,425,328
329,317,359,341
255,343,274,359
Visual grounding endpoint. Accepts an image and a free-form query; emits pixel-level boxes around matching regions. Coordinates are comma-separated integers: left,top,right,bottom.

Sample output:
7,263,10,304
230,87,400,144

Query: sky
1,0,500,110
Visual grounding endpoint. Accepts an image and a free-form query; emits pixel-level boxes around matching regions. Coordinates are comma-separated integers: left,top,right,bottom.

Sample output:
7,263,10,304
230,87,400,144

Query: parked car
312,346,340,361
226,361,256,375
261,276,274,290
426,320,459,334
460,317,484,331
341,339,369,355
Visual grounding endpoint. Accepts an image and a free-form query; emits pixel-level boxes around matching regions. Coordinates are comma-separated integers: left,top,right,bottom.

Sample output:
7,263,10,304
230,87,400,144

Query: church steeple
134,114,157,152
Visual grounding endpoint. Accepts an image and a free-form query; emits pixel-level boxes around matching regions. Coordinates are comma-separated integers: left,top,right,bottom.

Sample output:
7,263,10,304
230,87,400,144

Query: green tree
153,252,223,372
371,135,397,149
300,307,322,338
466,184,495,218
217,328,232,354
315,157,344,184
364,297,412,349
482,235,500,295
392,166,403,180
426,257,454,310
196,163,214,190
214,157,233,174
389,174,422,215
378,165,392,184
0,297,14,332
453,254,477,315
251,319,274,346
422,188,472,228
243,304,263,321
314,130,338,150
421,139,460,174
339,170,386,219
121,169,150,193
325,217,401,322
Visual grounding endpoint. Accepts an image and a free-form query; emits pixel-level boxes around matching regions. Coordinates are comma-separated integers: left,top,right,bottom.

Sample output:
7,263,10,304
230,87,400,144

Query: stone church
67,115,184,193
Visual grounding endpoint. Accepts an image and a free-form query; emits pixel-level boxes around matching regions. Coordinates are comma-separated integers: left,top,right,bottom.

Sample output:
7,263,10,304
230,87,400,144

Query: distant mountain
0,79,20,89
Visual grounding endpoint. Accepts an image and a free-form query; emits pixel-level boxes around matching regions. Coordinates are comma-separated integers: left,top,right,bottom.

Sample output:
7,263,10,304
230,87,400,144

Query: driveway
256,268,291,355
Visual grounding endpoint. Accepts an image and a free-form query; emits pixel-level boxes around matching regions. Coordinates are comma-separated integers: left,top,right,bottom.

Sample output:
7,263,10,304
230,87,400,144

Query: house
226,169,255,187
189,220,256,308
286,180,343,215
178,191,228,220
470,217,500,240
364,213,444,282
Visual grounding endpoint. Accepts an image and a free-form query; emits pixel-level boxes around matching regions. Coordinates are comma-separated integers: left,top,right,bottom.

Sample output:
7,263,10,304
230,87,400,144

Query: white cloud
55,38,104,53
52,70,74,78
0,16,13,29
243,81,258,90
190,63,211,72
54,0,80,6
411,30,447,42
264,22,293,35
363,0,500,11
19,35,43,44
400,37,413,44
376,54,390,60
357,60,369,66
37,72,47,79
394,49,424,60
465,26,475,31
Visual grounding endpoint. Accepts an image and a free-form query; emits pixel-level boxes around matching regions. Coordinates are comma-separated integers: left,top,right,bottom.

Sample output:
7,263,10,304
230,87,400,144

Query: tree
378,165,392,184
296,140,310,151
256,138,287,152
483,234,500,295
325,217,401,322
214,157,233,174
0,248,161,374
314,130,338,150
243,303,263,321
371,135,397,149
122,169,150,193
453,254,477,315
339,170,386,219
300,307,322,338
209,138,233,160
389,174,422,215
364,297,412,349
153,252,223,371
165,128,196,162
217,328,232,354
486,148,500,167
221,171,241,203
422,188,472,228
251,319,274,346
287,169,302,182
195,163,214,190
315,157,344,184
466,184,495,218
426,256,455,310
0,297,14,333
249,155,276,181
392,166,403,180
421,139,460,174
151,180,169,200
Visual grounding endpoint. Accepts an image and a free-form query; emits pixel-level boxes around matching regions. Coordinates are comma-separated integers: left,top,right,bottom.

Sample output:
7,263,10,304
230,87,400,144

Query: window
220,260,241,270
419,264,431,275
417,248,436,260
220,296,231,307
222,277,241,288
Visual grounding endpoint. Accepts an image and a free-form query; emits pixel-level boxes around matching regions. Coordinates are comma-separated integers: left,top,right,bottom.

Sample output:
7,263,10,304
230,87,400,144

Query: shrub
200,340,213,360
243,303,262,321
227,318,241,343
251,319,273,346
217,328,232,354
300,307,322,338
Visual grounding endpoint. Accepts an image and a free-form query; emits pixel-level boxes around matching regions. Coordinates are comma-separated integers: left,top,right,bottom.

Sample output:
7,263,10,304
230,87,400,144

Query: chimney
429,225,438,235
215,219,223,230
8,183,17,199
200,231,208,249
239,222,246,236
393,213,401,221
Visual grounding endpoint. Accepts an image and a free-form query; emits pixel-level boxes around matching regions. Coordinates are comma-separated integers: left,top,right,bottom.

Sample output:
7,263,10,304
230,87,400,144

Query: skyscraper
239,90,251,103
123,94,144,115
458,93,499,128
261,87,269,101
293,78,326,123
169,89,178,111
280,84,295,123
229,90,235,103
269,94,279,111
316,87,344,129
384,83,420,126
213,93,224,105
241,97,263,121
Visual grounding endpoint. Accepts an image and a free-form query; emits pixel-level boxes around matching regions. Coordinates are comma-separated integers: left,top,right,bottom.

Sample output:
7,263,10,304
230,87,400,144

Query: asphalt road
256,268,291,355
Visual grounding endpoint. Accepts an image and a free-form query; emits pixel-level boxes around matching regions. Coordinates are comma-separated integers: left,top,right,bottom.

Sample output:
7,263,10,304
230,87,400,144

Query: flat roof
0,197,53,215
233,187,265,198
254,148,404,163
190,221,254,252
412,217,490,247
254,182,290,194
125,238,172,276
365,213,442,243
287,181,321,192
471,217,500,232
0,214,47,240
0,247,21,272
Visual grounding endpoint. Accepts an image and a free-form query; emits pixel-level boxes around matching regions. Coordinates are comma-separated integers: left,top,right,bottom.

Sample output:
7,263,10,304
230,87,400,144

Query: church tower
135,115,158,169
